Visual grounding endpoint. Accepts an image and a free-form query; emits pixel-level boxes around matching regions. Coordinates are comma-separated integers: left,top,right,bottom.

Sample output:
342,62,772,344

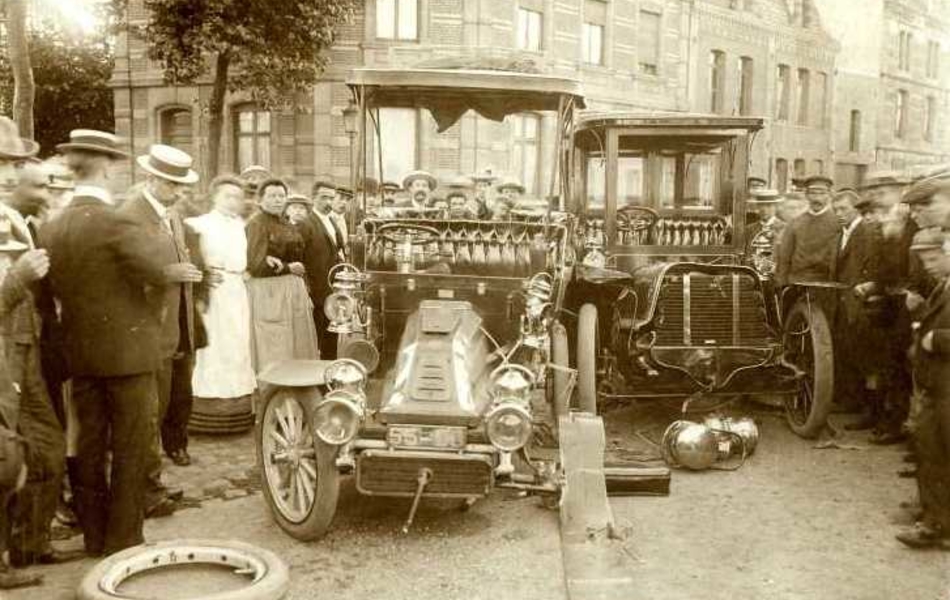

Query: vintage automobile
566,113,834,438
254,65,585,540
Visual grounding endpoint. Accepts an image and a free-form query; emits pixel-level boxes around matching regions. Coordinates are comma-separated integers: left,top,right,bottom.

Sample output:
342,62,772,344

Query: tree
0,32,115,157
143,0,359,178
6,0,35,139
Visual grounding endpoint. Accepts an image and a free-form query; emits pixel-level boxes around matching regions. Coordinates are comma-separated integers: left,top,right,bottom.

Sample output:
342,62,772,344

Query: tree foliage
143,0,358,108
0,21,114,156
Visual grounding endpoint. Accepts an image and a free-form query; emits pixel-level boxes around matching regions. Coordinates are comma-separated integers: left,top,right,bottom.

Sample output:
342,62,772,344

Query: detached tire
782,299,834,438
76,538,289,600
576,304,599,415
256,386,339,541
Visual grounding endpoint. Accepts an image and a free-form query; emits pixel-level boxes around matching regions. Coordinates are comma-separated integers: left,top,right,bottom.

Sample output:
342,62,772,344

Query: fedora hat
137,144,199,184
0,117,39,160
56,129,127,158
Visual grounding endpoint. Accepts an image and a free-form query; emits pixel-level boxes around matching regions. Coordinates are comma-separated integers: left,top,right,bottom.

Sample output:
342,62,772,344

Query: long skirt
193,273,257,398
247,274,320,373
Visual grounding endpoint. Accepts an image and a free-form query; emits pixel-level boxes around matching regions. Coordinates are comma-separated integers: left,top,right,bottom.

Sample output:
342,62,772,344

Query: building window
159,107,193,156
737,56,754,116
849,109,861,152
517,7,543,51
233,104,270,172
638,10,661,75
511,113,541,196
925,95,936,142
899,30,912,72
376,0,418,41
793,158,806,179
815,72,828,128
775,158,788,193
709,50,726,114
582,23,604,65
927,41,940,79
796,68,810,126
895,89,908,139
373,108,418,183
776,64,790,121
812,159,824,175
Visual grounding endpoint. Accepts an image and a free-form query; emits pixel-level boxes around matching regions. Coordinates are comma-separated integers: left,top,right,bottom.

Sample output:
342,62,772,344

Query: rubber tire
783,300,834,438
76,538,289,600
550,320,571,418
576,304,599,415
255,386,340,541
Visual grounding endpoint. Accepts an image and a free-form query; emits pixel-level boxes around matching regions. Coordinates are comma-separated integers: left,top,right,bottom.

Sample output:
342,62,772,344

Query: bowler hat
909,227,946,251
56,129,127,158
403,170,437,191
137,144,199,184
0,117,39,160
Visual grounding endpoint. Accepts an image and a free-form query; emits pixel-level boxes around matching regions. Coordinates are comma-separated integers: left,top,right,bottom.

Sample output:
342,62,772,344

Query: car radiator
653,272,771,346
356,450,493,497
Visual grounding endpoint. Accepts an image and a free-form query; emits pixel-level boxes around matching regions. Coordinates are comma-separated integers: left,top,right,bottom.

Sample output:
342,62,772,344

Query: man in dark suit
896,228,950,549
305,178,343,359
40,130,177,556
831,190,883,431
119,145,204,516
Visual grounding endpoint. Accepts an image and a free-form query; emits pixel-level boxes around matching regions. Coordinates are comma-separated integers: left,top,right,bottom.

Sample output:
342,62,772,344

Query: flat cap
803,175,834,189
901,176,950,205
910,227,947,251
861,169,908,190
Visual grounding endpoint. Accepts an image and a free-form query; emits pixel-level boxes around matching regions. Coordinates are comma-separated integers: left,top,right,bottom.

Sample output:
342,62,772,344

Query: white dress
186,210,257,398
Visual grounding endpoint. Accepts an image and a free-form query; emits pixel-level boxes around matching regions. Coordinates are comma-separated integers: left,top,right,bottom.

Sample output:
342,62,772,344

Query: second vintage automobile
566,113,835,438
254,64,584,540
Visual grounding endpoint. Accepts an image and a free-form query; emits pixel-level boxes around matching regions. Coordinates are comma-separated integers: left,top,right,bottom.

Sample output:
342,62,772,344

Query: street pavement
7,404,950,600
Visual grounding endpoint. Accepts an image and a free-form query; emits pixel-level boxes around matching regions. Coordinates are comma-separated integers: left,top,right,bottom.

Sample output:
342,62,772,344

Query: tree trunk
206,52,231,180
7,0,35,139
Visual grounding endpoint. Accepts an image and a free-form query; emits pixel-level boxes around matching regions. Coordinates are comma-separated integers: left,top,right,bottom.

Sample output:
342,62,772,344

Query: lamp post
342,100,358,230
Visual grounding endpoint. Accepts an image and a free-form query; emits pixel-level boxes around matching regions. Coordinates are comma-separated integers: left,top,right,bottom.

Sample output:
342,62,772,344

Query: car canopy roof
347,67,586,132
575,112,764,150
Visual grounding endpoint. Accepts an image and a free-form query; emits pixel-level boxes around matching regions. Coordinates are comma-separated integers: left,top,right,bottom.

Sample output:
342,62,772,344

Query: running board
558,412,639,600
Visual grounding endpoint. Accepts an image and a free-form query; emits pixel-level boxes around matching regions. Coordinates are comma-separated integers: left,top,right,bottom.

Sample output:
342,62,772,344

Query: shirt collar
142,187,167,220
807,205,831,217
73,184,113,205
844,216,862,234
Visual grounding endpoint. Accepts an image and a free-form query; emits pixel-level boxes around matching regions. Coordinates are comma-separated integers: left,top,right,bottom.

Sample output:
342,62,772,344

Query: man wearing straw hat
120,145,205,515
42,129,173,556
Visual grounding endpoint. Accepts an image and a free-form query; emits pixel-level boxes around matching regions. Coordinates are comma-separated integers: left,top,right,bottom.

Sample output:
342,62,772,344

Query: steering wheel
375,222,441,247
616,205,659,233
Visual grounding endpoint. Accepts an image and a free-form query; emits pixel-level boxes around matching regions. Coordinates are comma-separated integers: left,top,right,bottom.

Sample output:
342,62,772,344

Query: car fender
257,359,334,388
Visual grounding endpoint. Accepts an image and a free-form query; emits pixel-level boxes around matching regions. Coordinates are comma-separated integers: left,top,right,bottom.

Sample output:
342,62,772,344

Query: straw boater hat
285,193,313,207
56,129,127,157
402,170,437,191
137,144,199,184
472,168,498,184
747,176,767,190
748,189,782,205
240,165,270,179
497,177,525,194
445,175,474,199
0,117,39,160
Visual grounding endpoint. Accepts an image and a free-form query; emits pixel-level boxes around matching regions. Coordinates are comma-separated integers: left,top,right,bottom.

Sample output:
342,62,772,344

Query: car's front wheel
782,299,834,438
256,386,340,541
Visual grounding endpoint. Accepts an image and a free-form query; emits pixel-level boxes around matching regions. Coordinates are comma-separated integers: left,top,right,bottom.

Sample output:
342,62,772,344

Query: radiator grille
357,451,493,497
653,272,771,346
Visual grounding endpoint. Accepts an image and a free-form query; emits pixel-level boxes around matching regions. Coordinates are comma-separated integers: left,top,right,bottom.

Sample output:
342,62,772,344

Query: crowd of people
0,116,539,588
749,169,950,550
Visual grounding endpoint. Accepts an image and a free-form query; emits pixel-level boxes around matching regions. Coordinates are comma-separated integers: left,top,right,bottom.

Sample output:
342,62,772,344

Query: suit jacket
915,279,950,395
302,213,341,303
835,218,880,286
118,191,200,358
38,193,168,377
0,266,38,427
0,204,41,346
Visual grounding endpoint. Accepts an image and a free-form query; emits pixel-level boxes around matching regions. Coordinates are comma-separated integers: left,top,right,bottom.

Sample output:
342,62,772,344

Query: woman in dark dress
245,178,319,372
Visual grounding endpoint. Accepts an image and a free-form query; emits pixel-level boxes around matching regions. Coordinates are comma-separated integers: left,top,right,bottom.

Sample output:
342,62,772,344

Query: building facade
112,0,865,196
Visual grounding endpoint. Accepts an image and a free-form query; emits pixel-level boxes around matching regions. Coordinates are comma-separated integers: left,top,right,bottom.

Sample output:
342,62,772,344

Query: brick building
818,0,950,187
112,0,845,196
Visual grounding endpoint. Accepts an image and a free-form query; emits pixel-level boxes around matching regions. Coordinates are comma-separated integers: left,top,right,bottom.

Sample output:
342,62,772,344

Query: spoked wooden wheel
256,387,339,541
782,300,834,438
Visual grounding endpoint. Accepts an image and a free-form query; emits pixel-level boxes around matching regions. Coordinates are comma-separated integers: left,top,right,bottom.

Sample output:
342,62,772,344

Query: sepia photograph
0,0,947,598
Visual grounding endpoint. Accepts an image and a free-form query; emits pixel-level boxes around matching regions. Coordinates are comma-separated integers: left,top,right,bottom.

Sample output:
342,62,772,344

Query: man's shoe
896,523,947,549
9,546,85,567
0,569,42,590
55,500,79,527
145,497,178,519
870,431,906,445
169,449,191,467
843,415,877,431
